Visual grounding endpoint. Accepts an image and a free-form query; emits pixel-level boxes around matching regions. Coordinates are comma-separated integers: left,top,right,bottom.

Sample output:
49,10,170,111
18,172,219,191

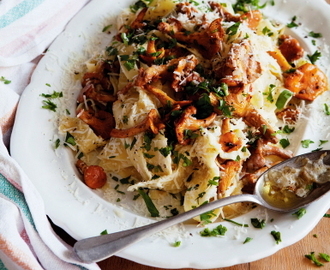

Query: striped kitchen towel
0,0,101,269
0,0,90,144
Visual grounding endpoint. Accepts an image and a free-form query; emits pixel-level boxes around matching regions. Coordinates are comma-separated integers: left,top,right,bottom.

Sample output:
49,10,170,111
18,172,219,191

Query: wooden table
54,209,330,270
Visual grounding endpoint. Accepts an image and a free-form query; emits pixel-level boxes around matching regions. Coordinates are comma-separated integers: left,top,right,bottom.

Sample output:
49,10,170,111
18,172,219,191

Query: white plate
11,0,330,268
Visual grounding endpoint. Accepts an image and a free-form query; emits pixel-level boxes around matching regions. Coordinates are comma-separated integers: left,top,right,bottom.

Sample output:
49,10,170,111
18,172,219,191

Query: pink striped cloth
0,1,101,269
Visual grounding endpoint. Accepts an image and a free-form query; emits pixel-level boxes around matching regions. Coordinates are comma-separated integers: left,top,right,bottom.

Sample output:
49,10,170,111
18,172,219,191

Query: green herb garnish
305,252,324,266
100,229,108,235
279,138,290,149
264,84,275,103
308,31,323,38
226,22,241,36
243,237,253,244
40,91,63,99
292,208,306,219
0,76,11,84
283,125,295,134
301,139,314,148
319,253,330,262
287,16,299,28
64,132,76,146
270,230,282,244
42,99,57,112
232,0,267,13
54,138,61,149
200,224,227,237
224,218,249,227
251,218,266,229
102,24,112,32
324,103,330,115
307,50,321,64
172,241,182,247
137,189,160,217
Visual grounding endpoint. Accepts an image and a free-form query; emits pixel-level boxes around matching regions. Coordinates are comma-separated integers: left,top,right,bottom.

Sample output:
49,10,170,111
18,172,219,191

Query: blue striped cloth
0,1,101,269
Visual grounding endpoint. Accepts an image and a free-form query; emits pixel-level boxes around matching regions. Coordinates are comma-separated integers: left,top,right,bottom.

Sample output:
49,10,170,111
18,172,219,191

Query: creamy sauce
262,153,330,208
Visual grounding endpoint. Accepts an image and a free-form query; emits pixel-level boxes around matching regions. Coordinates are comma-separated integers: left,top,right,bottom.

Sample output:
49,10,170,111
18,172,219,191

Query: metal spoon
74,150,330,263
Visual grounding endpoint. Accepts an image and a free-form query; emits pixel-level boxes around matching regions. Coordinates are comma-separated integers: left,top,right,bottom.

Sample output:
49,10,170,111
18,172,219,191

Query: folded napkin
0,0,101,269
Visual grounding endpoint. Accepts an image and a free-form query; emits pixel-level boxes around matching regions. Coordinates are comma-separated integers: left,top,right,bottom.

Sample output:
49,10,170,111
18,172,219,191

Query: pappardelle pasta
59,0,329,223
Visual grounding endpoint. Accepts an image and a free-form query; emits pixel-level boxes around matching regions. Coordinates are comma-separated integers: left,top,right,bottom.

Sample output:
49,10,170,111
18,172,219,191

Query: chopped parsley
143,153,155,159
130,137,137,150
120,54,137,71
243,237,253,244
119,175,132,185
42,99,57,112
264,84,275,103
105,46,118,56
308,31,323,38
270,230,281,244
200,224,227,237
226,22,241,36
158,145,172,157
142,133,153,151
195,93,214,118
218,99,233,117
286,16,299,28
232,0,267,13
196,201,217,225
40,91,63,112
172,241,182,247
199,209,217,225
137,189,160,217
183,129,199,141
129,0,151,13
279,138,290,149
305,252,324,267
319,253,330,262
54,138,61,149
64,132,76,146
262,26,273,36
324,103,330,115
102,24,112,33
122,115,129,124
100,229,108,235
173,151,192,167
319,141,328,148
40,91,63,99
282,125,295,134
307,50,322,64
196,192,206,203
251,218,266,229
301,139,314,148
292,208,307,219
0,76,11,84
208,176,220,186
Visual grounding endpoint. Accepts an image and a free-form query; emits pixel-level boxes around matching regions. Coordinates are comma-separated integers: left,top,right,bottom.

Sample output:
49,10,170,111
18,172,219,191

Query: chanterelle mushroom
175,106,216,145
110,109,165,138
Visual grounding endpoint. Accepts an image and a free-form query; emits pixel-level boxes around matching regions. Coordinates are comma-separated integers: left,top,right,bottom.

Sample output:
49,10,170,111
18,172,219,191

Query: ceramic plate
11,0,330,268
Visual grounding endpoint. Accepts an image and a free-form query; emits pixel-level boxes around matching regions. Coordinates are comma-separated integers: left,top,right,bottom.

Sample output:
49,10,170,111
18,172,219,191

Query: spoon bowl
254,150,330,211
74,150,330,263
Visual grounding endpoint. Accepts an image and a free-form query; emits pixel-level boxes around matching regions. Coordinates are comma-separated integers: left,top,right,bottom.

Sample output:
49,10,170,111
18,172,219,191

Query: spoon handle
74,193,261,263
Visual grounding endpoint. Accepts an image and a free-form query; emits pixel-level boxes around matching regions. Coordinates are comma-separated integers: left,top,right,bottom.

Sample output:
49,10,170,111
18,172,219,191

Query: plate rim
11,0,330,268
